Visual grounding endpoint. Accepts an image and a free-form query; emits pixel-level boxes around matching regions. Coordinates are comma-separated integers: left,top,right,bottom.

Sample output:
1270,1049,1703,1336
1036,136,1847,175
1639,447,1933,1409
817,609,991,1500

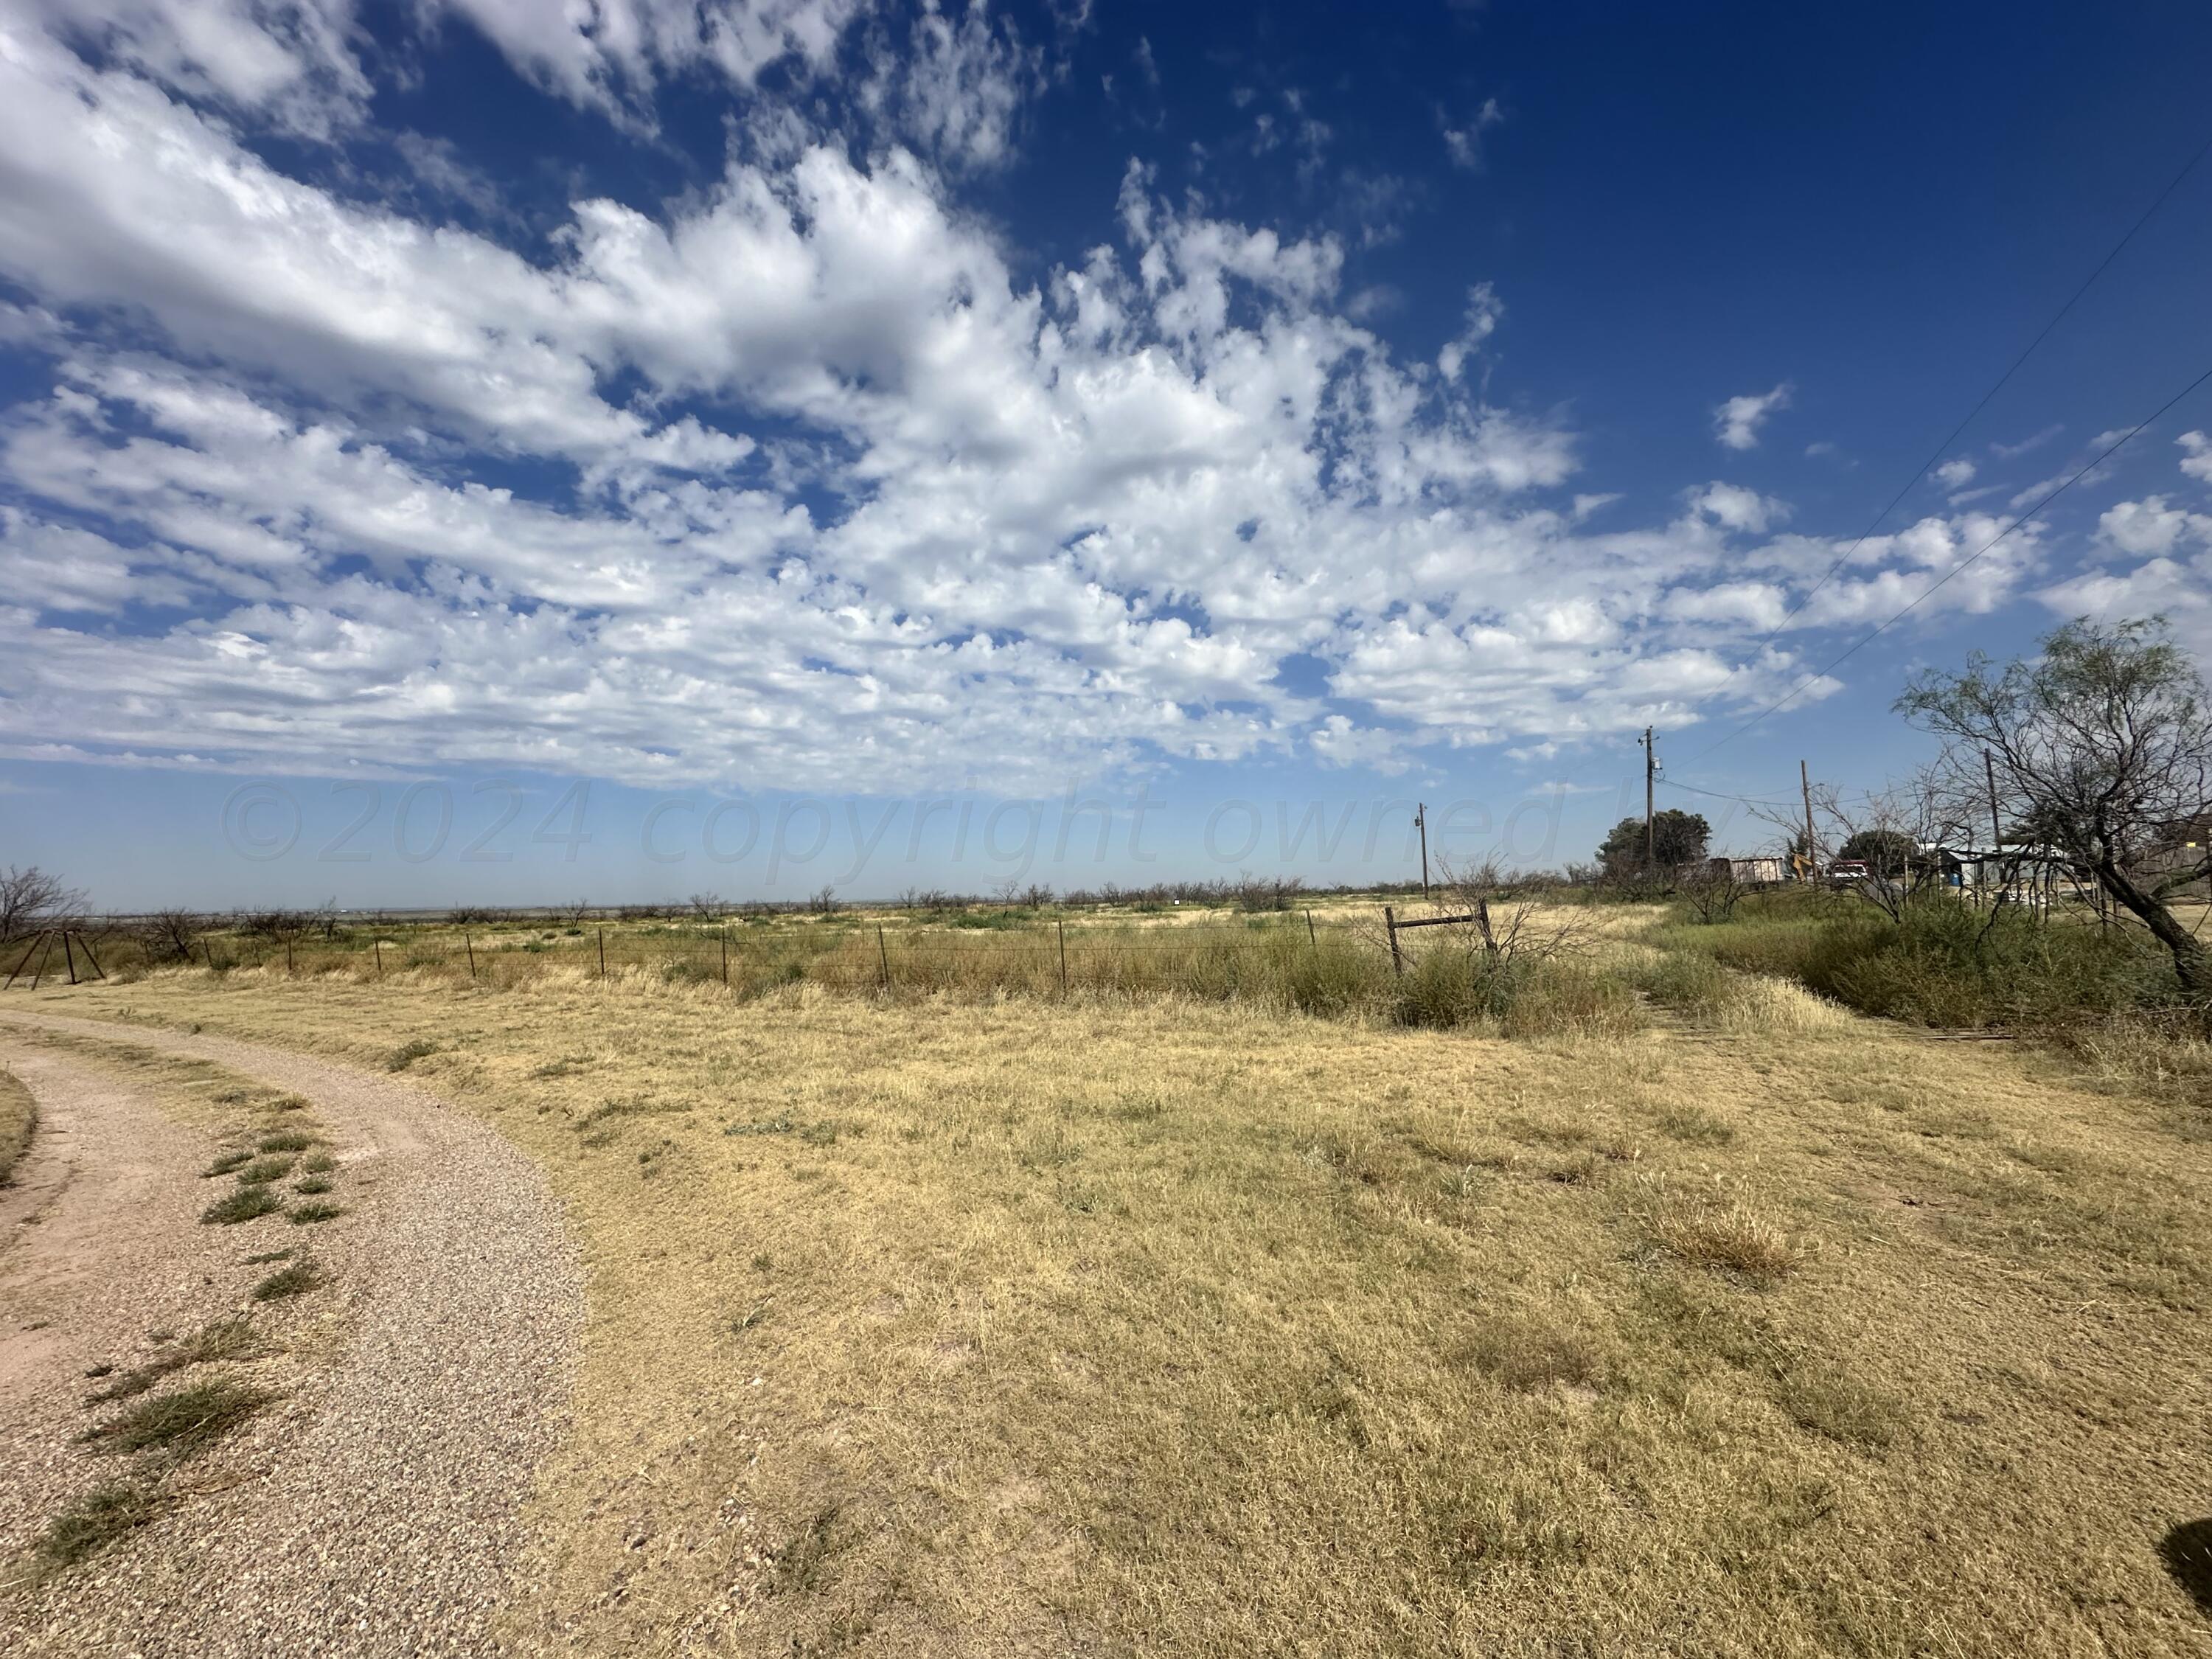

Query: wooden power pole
1800,759,1817,880
1642,728,1656,869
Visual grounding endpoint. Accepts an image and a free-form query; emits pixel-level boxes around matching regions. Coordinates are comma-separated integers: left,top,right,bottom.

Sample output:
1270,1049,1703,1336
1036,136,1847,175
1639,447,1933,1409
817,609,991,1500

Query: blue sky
4,1,2212,909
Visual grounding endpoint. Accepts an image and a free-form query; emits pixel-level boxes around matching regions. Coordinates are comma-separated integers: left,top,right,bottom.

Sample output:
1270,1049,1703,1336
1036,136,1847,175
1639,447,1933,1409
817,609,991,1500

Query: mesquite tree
1897,616,2212,992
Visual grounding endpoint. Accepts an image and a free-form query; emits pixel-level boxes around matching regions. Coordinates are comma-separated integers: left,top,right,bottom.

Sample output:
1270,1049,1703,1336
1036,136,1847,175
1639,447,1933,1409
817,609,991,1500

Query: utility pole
1416,802,1430,899
1641,728,1657,871
1800,759,1817,881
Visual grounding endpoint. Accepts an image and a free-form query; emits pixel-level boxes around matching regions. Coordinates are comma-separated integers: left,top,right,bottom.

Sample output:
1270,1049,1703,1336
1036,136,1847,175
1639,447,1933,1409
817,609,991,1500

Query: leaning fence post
1057,919,1068,994
1306,908,1318,948
374,939,384,978
77,934,106,981
30,933,55,989
877,925,891,990
61,931,80,985
465,931,477,981
1384,905,1403,978
4,931,44,989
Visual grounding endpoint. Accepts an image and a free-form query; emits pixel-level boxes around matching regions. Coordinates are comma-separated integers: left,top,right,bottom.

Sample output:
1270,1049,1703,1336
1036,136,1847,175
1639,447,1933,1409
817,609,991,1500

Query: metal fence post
375,939,383,978
1306,908,1317,948
721,925,729,984
465,931,477,981
598,927,605,978
1057,919,1068,994
877,925,891,990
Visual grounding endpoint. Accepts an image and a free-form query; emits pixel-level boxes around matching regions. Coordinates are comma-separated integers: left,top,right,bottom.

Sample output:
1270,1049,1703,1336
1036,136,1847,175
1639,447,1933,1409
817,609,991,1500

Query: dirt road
0,1010,582,1657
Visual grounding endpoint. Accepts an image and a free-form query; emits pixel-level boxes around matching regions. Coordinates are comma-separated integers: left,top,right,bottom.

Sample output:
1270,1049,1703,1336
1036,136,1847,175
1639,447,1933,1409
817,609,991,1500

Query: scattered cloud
2180,431,2212,484
1989,423,2063,459
1439,97,1505,171
1933,457,1975,490
1714,383,1791,451
0,11,2095,797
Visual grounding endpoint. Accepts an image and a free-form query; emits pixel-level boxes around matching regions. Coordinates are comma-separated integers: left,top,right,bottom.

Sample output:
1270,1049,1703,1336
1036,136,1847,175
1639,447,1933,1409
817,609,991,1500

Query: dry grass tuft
29,1483,162,1571
0,1064,33,1186
85,1377,276,1458
1632,1174,1802,1283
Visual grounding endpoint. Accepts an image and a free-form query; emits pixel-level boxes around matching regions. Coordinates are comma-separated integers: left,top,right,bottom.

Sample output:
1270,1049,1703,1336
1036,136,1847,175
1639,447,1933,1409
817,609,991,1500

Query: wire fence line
8,911,1424,1001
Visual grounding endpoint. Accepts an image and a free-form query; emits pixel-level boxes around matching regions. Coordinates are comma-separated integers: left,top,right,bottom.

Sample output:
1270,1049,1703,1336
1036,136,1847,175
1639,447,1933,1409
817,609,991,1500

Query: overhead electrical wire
1683,359,2212,767
1747,127,2212,653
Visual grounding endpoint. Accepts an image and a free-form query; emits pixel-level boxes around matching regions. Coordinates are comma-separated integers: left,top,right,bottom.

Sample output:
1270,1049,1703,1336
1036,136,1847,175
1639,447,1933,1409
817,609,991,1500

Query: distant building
1709,855,1784,886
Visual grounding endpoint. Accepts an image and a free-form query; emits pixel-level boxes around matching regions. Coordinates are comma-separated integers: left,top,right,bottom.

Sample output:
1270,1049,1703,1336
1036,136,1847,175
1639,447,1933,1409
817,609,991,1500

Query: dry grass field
9,942,2212,1655
0,1068,30,1187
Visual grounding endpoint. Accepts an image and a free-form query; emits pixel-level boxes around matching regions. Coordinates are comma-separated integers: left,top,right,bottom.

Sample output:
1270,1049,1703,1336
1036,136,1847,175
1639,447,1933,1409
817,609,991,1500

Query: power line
1687,358,2212,764
1748,125,2212,653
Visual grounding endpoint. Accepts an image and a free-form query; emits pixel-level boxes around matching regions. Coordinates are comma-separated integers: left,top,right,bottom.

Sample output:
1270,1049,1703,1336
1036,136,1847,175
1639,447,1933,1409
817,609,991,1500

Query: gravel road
0,1009,582,1657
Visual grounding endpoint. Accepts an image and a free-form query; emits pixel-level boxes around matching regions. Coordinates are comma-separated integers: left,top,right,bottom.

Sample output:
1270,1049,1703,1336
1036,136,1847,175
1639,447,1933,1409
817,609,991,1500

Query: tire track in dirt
0,1010,582,1657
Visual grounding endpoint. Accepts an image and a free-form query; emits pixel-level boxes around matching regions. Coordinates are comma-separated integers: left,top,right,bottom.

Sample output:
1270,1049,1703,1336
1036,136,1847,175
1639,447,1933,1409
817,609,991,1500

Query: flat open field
3,933,2210,1655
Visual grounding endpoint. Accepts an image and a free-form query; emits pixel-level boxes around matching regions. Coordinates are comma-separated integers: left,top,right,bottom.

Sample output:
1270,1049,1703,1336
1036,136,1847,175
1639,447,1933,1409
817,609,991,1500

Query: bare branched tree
1677,862,1750,924
1899,616,2212,990
687,891,725,920
141,909,204,963
0,866,86,943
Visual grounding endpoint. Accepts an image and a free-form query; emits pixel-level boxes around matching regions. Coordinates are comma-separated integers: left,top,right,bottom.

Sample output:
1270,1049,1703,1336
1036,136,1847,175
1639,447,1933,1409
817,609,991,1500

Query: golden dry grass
15,964,2212,1655
0,1065,31,1186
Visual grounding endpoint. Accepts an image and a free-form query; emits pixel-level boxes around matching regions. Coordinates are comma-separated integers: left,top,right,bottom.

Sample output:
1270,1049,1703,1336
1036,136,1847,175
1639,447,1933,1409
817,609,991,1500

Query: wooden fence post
375,939,384,978
1306,909,1318,948
1384,905,1402,978
465,931,477,981
877,925,891,990
598,927,606,978
720,926,729,984
4,931,44,990
1057,919,1068,994
285,937,295,975
204,940,218,973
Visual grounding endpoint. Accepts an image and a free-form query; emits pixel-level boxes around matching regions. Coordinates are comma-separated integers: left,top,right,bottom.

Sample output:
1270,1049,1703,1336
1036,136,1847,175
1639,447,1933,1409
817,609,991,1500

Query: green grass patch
233,1155,296,1186
256,1130,315,1153
288,1200,344,1225
293,1175,334,1195
201,1186,282,1225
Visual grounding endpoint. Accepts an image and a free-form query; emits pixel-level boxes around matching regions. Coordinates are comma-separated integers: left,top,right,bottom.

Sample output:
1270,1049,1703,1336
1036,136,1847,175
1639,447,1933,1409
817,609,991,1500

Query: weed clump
234,1155,296,1186
1634,1175,1801,1284
86,1320,262,1404
384,1038,439,1072
252,1259,324,1301
288,1200,344,1225
257,1130,314,1153
32,1484,161,1568
86,1378,275,1458
201,1187,282,1225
